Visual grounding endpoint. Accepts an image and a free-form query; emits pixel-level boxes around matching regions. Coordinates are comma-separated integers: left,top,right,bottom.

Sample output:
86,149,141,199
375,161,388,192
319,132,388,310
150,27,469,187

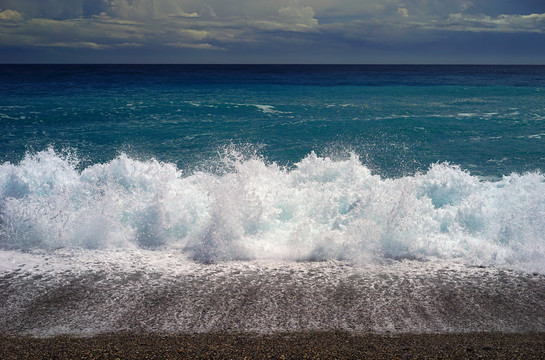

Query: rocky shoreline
2,332,545,359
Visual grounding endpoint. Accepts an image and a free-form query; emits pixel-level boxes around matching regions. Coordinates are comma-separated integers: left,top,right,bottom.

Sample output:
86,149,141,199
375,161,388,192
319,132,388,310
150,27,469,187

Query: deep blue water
2,65,545,177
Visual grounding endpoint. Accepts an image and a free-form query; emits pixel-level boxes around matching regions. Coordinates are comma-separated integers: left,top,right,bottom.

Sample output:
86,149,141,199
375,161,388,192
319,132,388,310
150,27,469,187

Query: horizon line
2,63,545,66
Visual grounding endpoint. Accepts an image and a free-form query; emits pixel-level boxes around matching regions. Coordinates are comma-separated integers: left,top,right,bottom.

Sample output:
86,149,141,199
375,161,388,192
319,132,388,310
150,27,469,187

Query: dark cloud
82,0,107,17
0,0,544,63
468,0,545,16
0,0,84,20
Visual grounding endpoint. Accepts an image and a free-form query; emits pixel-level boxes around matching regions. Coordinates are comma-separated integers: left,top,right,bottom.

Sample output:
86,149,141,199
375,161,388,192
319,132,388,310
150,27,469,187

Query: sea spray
1,148,545,273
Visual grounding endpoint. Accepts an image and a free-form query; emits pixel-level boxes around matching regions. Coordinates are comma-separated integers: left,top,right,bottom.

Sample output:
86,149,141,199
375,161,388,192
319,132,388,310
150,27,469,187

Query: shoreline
2,332,545,359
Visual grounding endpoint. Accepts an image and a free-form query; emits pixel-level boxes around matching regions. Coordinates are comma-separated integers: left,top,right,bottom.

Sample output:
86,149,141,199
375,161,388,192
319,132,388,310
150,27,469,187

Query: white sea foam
234,103,289,114
1,148,544,273
3,251,545,336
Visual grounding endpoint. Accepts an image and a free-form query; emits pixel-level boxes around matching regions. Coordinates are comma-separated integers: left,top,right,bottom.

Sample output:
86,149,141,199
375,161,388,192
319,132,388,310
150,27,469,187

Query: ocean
1,64,545,336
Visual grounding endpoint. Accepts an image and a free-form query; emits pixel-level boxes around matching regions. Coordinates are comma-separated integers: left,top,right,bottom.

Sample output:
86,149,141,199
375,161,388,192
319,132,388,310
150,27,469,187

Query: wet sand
2,332,545,359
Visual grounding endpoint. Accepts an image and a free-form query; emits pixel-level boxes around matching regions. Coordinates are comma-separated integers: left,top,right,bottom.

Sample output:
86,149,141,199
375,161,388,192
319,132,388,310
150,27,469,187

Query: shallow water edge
2,251,545,336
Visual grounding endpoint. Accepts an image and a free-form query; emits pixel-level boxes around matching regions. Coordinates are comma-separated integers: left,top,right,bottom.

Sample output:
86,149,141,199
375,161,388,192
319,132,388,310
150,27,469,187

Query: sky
1,0,545,63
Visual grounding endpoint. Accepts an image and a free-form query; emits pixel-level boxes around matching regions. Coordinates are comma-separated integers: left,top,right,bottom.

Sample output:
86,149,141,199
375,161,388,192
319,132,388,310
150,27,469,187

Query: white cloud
36,41,110,49
278,0,318,28
397,7,409,18
444,12,545,33
176,29,208,41
165,42,224,50
0,9,22,21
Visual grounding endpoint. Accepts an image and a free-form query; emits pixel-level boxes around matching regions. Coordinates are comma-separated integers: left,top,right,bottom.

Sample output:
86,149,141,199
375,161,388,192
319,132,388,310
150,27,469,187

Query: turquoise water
2,65,545,177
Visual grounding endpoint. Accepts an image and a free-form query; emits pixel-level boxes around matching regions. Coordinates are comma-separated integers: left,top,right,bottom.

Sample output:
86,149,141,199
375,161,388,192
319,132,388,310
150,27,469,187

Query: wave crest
1,148,545,272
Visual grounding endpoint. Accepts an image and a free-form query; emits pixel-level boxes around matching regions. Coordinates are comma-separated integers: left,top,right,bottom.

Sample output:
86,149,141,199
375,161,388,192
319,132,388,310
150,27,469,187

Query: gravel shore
2,332,545,359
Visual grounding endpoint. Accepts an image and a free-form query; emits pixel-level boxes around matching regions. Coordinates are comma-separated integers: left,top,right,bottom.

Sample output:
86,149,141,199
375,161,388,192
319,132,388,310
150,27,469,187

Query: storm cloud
1,0,544,63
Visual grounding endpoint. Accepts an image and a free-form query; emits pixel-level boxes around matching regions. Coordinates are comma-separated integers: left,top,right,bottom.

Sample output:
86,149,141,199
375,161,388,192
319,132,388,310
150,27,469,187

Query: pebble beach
2,332,545,359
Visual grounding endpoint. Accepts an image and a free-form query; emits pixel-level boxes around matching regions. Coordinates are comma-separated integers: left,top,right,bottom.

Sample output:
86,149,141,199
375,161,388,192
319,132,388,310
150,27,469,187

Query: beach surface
3,256,545,358
3,254,545,336
2,332,545,359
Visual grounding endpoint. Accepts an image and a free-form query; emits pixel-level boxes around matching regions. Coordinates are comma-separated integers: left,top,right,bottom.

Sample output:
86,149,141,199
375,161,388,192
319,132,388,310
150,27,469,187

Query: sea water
1,65,545,335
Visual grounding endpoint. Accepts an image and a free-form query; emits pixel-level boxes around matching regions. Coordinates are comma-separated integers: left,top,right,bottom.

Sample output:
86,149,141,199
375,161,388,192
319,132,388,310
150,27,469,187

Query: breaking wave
1,148,544,272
